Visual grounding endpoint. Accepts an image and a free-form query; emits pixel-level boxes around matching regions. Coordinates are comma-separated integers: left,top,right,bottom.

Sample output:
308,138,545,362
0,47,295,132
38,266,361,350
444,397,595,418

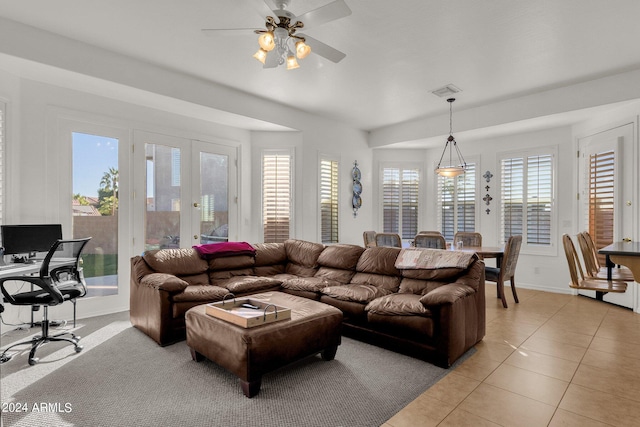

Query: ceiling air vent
431,84,461,98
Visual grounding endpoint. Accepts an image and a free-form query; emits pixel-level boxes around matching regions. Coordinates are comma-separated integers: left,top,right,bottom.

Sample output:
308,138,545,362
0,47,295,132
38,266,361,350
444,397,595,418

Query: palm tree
98,167,119,215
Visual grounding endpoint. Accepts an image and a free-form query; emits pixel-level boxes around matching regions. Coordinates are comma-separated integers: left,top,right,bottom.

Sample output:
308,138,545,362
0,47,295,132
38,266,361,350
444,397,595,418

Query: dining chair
374,233,402,248
453,231,482,247
576,231,634,281
417,231,443,236
0,238,91,365
485,235,521,308
562,234,627,299
414,234,446,249
363,231,377,248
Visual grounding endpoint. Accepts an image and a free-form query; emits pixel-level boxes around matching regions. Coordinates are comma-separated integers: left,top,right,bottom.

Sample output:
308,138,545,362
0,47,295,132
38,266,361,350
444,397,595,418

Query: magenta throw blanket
192,242,256,259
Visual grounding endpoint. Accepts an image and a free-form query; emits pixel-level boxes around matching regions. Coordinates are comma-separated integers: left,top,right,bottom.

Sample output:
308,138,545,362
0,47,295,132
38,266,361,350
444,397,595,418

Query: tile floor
383,284,640,427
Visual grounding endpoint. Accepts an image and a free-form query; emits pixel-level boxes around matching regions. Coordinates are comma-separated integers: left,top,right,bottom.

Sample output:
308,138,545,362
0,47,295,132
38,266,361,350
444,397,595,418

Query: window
0,101,4,225
499,149,555,251
263,150,292,243
320,157,339,244
438,162,476,241
382,166,419,239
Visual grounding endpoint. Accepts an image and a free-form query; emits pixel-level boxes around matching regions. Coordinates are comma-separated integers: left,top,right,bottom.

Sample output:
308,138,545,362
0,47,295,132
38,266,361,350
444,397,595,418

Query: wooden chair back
501,235,522,279
375,233,402,248
414,234,446,249
454,232,482,247
363,231,377,248
562,234,627,293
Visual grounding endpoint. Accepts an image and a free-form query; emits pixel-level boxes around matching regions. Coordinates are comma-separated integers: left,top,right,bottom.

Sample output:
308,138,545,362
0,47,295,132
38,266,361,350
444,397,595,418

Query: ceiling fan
202,0,352,69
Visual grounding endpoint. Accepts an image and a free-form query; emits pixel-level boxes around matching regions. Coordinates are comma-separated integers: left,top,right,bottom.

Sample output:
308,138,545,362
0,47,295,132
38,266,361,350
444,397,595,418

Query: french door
577,123,637,309
60,118,131,317
133,131,238,254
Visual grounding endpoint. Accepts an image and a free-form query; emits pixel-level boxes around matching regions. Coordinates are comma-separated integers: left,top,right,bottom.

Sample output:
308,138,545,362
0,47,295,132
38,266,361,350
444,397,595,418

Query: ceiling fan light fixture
295,40,311,59
286,54,299,70
253,48,268,64
258,32,275,51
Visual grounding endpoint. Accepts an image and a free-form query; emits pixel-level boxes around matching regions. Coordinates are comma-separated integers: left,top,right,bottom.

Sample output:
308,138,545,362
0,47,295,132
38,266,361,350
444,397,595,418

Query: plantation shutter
263,152,291,243
501,158,524,242
438,163,476,241
320,159,339,243
383,168,400,233
401,169,419,239
526,154,552,245
588,150,615,263
382,166,419,239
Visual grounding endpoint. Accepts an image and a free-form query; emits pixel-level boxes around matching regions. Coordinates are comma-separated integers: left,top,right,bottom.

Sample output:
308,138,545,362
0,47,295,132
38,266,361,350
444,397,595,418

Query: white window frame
0,100,5,226
437,157,479,241
379,162,422,242
261,148,294,243
319,153,340,244
497,145,558,255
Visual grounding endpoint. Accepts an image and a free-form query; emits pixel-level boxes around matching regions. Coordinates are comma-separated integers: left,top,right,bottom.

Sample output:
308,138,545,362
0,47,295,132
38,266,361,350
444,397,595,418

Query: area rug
1,311,473,427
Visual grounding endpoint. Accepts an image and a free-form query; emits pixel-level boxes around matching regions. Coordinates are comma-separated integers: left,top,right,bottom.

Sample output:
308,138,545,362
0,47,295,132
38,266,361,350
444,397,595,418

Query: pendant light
435,98,467,177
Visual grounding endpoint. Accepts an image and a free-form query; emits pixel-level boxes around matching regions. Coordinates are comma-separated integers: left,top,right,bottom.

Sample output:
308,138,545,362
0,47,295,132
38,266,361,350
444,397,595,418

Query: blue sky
72,132,118,197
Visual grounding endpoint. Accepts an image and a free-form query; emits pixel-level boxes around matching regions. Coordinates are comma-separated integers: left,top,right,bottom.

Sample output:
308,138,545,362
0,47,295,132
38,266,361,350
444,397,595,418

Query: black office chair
0,238,91,365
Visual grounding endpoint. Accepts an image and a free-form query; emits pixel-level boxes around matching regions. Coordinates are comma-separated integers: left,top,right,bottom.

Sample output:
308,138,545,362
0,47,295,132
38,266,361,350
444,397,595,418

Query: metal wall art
483,171,493,214
352,161,362,217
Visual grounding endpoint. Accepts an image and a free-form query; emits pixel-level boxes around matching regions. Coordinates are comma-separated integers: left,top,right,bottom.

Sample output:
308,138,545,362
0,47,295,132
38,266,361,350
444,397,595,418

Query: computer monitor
0,224,63,261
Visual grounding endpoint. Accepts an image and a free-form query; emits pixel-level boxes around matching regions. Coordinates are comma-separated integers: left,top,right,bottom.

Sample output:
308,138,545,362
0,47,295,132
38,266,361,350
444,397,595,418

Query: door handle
193,202,199,208
622,238,632,242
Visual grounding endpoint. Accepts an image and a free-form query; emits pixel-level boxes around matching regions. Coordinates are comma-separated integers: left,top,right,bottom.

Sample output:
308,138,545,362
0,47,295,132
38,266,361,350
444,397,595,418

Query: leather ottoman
185,291,343,397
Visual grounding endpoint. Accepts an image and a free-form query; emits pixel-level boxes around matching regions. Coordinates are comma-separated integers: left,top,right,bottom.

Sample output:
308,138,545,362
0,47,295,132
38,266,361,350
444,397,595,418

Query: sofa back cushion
283,239,325,277
314,244,365,283
143,248,208,276
356,247,401,275
253,243,287,276
317,244,365,270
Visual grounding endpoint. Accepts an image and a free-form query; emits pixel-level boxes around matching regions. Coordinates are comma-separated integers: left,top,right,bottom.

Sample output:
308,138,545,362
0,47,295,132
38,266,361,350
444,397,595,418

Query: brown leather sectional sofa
130,239,485,367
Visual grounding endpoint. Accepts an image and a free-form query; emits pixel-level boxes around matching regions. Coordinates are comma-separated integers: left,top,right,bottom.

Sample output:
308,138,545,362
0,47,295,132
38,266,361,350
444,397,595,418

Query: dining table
598,241,640,282
451,245,505,268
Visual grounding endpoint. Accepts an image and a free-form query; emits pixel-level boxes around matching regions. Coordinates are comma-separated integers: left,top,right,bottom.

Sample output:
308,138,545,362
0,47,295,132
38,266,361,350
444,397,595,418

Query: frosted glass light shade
286,55,299,70
295,41,311,59
258,32,275,51
253,48,267,64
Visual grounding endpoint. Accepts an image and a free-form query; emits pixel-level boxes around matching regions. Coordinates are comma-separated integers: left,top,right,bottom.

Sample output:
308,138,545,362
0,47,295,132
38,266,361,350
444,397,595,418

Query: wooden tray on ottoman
205,297,291,328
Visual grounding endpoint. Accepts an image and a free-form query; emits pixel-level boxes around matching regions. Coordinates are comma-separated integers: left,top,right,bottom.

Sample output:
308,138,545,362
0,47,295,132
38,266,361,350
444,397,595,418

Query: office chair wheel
28,357,39,366
74,345,83,353
0,353,13,364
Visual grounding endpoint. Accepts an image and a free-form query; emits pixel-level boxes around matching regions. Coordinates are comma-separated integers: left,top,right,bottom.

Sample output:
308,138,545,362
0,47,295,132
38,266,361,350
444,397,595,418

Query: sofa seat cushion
280,277,343,292
171,285,229,302
215,276,282,294
140,273,189,293
321,284,393,303
365,293,431,316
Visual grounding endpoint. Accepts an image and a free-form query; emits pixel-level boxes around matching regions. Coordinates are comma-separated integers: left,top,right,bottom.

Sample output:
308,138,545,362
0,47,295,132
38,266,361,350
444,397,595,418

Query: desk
599,242,640,282
0,258,77,325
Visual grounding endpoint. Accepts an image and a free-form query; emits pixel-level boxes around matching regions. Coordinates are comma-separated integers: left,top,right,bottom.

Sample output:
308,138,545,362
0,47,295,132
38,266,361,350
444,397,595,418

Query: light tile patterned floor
382,284,640,427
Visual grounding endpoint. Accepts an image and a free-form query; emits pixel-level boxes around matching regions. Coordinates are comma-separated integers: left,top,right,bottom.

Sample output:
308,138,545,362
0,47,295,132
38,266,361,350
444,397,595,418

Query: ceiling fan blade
299,34,346,63
297,0,351,30
250,0,280,23
201,28,260,36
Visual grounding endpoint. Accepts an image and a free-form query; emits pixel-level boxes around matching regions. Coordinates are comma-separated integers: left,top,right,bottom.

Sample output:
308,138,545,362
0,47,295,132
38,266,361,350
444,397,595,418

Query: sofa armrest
140,273,189,293
419,283,476,306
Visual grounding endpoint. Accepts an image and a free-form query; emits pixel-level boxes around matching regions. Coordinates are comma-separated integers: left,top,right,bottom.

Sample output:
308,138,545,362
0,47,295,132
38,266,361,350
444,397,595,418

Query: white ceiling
2,0,640,139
